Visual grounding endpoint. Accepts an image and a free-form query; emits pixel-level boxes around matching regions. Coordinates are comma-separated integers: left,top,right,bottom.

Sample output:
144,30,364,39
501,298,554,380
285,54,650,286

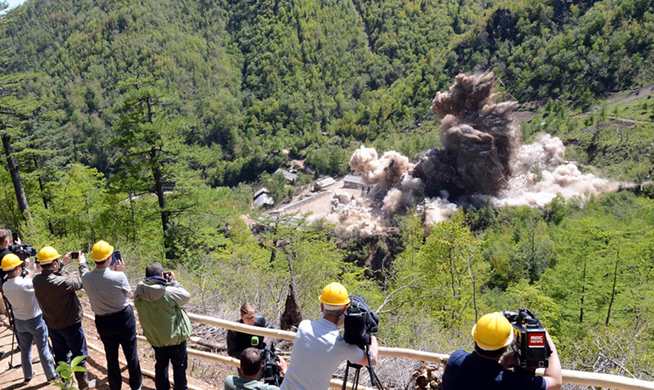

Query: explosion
326,73,608,236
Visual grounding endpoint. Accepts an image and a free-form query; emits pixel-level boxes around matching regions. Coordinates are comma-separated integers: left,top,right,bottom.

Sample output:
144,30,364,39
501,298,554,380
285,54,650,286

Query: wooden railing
82,309,654,390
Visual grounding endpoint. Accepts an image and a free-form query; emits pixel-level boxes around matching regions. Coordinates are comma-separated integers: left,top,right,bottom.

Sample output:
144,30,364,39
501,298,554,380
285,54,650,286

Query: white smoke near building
325,73,609,236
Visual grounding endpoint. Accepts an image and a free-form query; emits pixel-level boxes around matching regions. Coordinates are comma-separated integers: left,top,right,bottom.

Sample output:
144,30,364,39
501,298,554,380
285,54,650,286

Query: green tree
111,76,188,254
393,212,488,325
0,4,40,221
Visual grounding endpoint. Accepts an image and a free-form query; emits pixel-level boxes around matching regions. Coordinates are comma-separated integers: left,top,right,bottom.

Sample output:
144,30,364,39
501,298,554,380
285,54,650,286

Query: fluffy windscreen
323,73,608,236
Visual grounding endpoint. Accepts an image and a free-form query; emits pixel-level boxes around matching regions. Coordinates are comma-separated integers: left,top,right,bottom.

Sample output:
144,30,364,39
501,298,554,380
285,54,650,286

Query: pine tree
111,76,188,255
0,4,40,222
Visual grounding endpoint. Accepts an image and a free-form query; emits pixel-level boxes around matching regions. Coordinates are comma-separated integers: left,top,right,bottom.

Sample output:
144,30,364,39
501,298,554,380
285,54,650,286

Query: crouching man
134,263,192,390
225,347,287,390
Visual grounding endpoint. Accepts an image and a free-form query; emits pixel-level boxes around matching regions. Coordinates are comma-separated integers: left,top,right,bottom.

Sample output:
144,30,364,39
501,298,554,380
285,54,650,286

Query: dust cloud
327,73,609,236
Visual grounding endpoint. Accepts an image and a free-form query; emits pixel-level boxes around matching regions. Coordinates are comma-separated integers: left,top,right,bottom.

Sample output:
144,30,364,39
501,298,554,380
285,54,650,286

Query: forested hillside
2,0,654,384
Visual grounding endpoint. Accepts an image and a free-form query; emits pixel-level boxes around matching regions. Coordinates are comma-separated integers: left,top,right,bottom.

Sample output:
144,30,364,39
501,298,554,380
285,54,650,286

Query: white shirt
281,318,364,390
3,276,42,321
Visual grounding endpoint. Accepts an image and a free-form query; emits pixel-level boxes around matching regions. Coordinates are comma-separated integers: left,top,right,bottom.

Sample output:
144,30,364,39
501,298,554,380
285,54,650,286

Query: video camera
500,308,552,370
342,295,383,389
343,295,379,347
10,243,37,261
251,336,282,386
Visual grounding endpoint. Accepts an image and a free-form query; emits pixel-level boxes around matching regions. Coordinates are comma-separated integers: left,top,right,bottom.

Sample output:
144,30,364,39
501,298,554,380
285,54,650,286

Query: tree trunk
34,157,54,235
580,257,586,323
606,246,620,326
281,251,302,330
1,131,31,219
151,149,169,232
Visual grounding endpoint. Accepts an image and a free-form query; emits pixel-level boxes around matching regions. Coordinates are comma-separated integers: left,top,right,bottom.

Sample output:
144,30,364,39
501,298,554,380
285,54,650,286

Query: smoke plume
324,73,609,236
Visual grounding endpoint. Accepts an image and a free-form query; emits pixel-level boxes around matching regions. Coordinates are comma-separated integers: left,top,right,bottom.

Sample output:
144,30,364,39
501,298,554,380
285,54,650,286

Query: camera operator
82,240,142,390
227,302,275,360
280,282,378,390
134,262,192,390
0,229,12,280
32,246,96,390
0,229,13,315
1,253,58,382
441,312,562,390
225,347,288,390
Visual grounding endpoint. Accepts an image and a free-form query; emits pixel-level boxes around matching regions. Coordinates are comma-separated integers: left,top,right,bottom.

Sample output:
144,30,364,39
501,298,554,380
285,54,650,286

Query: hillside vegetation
1,0,654,385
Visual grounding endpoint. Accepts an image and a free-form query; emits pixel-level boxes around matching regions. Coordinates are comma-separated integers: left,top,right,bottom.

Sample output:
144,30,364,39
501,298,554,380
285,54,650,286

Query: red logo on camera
529,333,545,347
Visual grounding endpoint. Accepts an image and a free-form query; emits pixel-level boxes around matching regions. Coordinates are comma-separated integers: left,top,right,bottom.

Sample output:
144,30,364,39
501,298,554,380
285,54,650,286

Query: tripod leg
342,363,351,390
373,369,384,390
352,365,360,390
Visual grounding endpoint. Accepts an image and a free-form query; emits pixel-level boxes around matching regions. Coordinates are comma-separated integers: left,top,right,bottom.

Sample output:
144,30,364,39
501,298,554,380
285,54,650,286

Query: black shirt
226,314,274,358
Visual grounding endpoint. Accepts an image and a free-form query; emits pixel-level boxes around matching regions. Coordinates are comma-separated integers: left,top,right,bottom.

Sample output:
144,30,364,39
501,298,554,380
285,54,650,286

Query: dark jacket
134,277,192,347
33,262,89,329
226,314,274,358
0,247,12,286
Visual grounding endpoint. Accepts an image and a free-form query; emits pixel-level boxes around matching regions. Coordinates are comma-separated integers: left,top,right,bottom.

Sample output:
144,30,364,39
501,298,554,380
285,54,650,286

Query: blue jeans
48,322,88,367
48,322,94,389
153,341,188,390
15,314,57,381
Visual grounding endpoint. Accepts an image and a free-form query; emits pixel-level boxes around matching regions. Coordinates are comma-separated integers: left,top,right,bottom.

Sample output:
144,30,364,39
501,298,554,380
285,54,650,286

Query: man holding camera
33,246,96,390
1,253,58,382
441,312,562,390
280,282,378,390
225,347,288,390
227,302,275,360
82,240,142,390
134,262,192,390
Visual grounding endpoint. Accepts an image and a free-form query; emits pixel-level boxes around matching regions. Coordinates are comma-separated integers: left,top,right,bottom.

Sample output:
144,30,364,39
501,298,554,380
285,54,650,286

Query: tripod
2,293,23,369
341,345,384,390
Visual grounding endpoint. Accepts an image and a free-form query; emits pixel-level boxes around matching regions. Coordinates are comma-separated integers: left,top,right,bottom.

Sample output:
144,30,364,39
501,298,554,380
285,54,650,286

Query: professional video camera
261,342,282,386
342,295,383,390
500,308,552,370
343,295,379,346
251,336,282,386
10,243,37,261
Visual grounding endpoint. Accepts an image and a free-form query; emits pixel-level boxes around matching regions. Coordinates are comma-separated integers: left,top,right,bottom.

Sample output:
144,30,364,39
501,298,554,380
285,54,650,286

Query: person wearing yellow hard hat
441,312,562,390
280,282,378,390
1,253,58,382
33,246,96,390
82,240,142,390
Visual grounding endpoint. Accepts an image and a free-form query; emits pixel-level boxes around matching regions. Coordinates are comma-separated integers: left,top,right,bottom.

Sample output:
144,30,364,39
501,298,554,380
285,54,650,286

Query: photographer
134,262,192,390
225,347,288,390
441,312,562,390
33,246,96,390
0,229,12,284
280,282,378,390
0,229,13,315
82,240,142,390
227,302,275,360
1,253,58,382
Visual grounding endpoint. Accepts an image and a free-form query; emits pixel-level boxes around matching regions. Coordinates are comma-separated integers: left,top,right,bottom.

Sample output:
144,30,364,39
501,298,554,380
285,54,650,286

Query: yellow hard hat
319,282,351,305
38,246,61,264
91,240,114,261
1,253,23,271
472,312,514,350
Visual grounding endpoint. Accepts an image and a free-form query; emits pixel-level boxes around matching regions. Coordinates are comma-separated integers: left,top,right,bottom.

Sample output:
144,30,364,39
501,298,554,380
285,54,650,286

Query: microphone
251,336,259,346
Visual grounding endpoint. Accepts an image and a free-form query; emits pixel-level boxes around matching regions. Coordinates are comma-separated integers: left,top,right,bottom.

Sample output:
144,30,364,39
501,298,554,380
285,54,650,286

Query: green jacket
134,277,192,347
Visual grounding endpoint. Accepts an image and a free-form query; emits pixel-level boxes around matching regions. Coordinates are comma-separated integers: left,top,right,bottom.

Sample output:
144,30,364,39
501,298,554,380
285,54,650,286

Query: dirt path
575,83,654,118
0,297,226,390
